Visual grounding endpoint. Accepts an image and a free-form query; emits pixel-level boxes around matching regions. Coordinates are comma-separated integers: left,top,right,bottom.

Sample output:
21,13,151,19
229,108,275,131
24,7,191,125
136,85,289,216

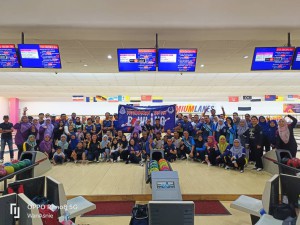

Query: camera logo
10,203,20,219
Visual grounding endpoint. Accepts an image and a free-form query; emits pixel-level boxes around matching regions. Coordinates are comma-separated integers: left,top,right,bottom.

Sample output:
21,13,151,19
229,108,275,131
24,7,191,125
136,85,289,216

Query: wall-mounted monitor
158,49,197,72
18,44,62,69
0,44,20,68
291,47,300,70
117,48,156,71
251,47,295,70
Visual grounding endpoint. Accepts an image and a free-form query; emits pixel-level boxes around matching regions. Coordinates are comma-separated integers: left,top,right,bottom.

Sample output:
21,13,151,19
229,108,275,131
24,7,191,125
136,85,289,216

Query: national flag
152,96,163,103
242,96,252,101
72,95,84,102
265,95,276,101
124,96,130,102
86,97,96,102
118,95,124,102
228,96,239,102
130,97,141,102
96,95,107,102
287,95,299,101
141,95,152,101
276,96,284,102
107,96,119,102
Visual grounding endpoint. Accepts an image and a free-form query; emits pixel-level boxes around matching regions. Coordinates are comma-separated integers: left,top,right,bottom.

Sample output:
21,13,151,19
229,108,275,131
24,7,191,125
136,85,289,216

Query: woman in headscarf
224,139,246,173
53,120,65,143
100,135,111,162
214,119,227,141
268,120,278,150
225,117,237,146
276,115,298,157
193,135,206,162
40,118,54,144
14,115,32,159
22,135,38,152
216,135,231,167
39,134,54,159
131,132,140,145
131,120,142,137
119,135,129,161
237,119,249,147
258,116,271,152
204,136,218,166
126,138,143,166
57,134,69,156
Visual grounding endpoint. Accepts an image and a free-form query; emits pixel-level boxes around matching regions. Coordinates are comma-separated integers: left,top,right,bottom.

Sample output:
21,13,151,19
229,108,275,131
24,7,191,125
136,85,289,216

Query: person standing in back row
0,116,14,163
244,116,263,171
276,115,298,157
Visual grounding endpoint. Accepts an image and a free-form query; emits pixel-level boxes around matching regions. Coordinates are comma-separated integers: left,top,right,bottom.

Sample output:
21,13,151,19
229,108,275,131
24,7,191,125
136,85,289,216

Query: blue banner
118,104,176,132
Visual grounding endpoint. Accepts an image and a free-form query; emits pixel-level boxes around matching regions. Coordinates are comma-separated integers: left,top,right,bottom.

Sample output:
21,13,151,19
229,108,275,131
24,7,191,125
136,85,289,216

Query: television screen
158,49,197,72
291,47,300,70
18,44,62,68
251,47,295,70
0,44,20,68
118,48,156,71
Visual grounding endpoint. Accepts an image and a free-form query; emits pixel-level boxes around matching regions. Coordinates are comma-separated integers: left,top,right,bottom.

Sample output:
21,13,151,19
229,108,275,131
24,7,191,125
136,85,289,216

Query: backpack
129,204,149,225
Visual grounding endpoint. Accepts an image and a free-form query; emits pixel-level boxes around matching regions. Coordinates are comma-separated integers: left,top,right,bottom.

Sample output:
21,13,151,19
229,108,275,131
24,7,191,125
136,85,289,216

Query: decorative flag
86,97,96,102
276,96,284,102
152,96,163,103
141,95,152,102
228,96,239,102
250,97,262,102
124,96,130,102
118,95,124,102
130,97,141,102
96,95,107,102
265,95,277,101
242,96,252,101
107,96,119,102
72,95,84,102
287,95,299,101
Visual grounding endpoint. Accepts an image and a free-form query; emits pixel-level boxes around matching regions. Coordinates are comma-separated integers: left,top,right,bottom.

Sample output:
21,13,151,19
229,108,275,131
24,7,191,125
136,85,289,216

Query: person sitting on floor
164,138,177,162
224,139,246,173
71,142,87,163
110,137,120,163
53,146,65,165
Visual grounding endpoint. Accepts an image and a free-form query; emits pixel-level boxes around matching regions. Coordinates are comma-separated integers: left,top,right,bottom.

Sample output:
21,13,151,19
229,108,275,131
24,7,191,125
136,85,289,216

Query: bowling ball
11,164,20,172
11,160,19,164
287,158,300,168
4,166,14,174
3,162,12,167
281,157,290,165
0,168,7,177
23,159,32,166
18,161,27,169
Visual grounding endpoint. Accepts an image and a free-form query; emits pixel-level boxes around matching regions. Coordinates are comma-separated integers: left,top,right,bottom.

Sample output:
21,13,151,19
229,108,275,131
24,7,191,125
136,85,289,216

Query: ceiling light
107,55,112,59
243,56,249,59
83,64,88,67
200,64,205,67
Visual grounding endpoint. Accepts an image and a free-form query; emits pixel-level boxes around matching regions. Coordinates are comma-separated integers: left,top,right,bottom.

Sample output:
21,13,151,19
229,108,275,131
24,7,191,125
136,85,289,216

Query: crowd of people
0,107,298,173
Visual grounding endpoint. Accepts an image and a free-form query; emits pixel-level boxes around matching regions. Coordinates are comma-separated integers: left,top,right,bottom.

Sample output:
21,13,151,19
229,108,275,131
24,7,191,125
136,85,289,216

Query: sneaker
113,160,116,163
0,159,3,163
181,156,187,160
201,161,206,164
257,168,262,172
139,162,144,167
252,167,258,170
208,163,212,167
225,166,230,170
240,170,244,173
74,160,77,164
106,159,110,162
96,160,100,163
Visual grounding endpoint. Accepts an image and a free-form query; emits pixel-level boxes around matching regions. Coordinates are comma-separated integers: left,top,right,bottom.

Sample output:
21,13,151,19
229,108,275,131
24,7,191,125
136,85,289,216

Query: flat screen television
158,49,197,72
0,44,20,68
117,48,156,71
18,44,62,68
251,47,295,70
291,47,300,70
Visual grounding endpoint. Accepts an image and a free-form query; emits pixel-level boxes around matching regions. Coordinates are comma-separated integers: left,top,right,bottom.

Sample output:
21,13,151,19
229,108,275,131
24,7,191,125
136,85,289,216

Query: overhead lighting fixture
107,55,112,59
83,64,88,67
243,56,249,59
200,64,205,67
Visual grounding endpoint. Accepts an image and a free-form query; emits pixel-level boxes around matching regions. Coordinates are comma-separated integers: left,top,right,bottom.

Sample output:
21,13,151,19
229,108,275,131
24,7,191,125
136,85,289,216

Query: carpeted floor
82,200,231,217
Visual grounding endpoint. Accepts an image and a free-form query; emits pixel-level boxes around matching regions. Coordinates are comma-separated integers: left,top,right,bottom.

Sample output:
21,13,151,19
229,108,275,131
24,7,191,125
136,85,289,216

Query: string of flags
72,95,164,103
228,95,300,102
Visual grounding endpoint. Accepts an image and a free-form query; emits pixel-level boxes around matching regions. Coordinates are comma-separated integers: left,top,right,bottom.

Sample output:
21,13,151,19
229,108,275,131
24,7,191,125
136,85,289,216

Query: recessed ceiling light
243,56,249,59
200,64,205,67
107,55,112,59
83,64,88,67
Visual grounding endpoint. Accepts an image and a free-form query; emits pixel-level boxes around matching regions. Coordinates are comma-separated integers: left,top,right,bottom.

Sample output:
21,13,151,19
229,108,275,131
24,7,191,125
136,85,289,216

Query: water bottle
64,209,70,223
